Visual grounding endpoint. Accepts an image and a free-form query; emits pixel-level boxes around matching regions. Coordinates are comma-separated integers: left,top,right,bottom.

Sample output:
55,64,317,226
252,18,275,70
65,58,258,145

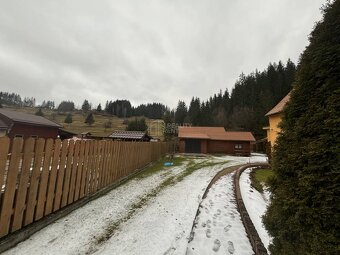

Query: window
234,144,243,149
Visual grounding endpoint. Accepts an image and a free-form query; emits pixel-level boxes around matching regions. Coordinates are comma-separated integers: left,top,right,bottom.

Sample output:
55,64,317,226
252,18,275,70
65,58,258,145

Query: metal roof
0,108,61,128
109,131,149,140
178,126,255,142
265,92,291,116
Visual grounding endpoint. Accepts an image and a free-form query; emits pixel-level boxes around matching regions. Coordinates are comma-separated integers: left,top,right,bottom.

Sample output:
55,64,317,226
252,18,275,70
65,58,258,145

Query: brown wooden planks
0,137,10,206
11,138,35,232
0,138,23,237
84,140,94,196
53,140,69,212
79,141,90,198
74,140,85,202
61,140,74,208
35,139,54,221
68,141,80,204
0,137,170,238
44,140,62,215
97,141,106,190
90,141,99,193
24,138,45,226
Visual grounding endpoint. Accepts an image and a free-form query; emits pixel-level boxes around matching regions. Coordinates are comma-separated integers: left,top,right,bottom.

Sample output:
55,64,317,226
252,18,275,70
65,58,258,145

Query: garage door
185,139,201,153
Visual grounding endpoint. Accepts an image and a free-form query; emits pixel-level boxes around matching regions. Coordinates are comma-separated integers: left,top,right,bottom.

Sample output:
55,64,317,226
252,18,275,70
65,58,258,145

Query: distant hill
1,106,164,140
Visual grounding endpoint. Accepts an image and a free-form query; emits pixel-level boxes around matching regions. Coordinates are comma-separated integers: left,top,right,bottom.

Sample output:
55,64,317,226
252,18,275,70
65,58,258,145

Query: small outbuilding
178,126,255,156
109,131,152,141
0,108,61,140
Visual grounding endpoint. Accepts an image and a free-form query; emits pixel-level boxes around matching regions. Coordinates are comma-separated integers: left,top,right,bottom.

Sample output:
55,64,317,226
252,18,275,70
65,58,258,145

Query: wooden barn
178,126,255,156
0,109,61,140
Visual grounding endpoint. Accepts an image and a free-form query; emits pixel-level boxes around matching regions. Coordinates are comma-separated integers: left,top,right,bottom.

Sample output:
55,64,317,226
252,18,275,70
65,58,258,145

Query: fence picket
44,140,62,215
12,138,35,232
74,140,85,201
0,137,10,207
84,140,94,196
24,138,45,226
68,141,80,204
0,138,23,237
61,140,74,208
35,139,54,220
53,140,69,212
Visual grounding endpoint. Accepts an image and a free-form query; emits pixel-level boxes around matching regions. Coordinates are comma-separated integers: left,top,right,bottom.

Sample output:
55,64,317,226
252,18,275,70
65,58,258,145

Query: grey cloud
0,0,325,108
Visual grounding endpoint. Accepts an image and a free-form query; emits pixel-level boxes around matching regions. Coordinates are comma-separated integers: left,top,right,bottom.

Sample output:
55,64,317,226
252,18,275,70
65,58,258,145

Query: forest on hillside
0,59,296,138
169,59,296,138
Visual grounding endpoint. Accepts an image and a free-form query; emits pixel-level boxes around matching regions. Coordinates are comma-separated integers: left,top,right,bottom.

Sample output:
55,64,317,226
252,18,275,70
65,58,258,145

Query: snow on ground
4,154,267,255
239,168,272,251
93,162,233,255
187,173,254,255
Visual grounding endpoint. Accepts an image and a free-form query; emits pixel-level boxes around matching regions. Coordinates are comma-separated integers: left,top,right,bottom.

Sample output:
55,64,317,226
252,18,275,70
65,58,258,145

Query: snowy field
4,154,267,255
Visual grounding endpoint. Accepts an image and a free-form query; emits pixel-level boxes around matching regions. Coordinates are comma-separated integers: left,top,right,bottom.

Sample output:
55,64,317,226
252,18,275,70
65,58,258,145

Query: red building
0,109,61,140
178,126,255,156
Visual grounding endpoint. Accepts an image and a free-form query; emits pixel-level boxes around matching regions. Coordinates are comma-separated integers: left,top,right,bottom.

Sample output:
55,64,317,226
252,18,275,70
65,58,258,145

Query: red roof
178,126,255,142
265,92,291,116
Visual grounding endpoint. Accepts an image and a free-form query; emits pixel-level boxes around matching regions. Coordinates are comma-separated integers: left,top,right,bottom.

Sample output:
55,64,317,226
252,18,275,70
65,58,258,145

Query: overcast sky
0,0,325,108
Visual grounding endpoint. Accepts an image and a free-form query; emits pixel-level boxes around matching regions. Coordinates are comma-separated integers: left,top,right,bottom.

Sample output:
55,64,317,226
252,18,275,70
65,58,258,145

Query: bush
263,2,340,254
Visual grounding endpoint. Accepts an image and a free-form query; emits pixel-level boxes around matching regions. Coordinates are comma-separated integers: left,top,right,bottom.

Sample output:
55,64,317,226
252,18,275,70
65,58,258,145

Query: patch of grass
250,168,273,193
135,156,186,179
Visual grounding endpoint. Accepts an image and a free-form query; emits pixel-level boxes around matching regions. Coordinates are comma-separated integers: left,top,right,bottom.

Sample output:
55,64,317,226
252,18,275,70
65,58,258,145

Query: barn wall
200,140,208,153
179,140,185,153
179,138,252,155
207,140,252,155
8,124,59,140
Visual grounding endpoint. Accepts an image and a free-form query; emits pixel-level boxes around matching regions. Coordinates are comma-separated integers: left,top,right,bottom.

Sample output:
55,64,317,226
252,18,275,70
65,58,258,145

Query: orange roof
178,126,255,142
265,92,291,116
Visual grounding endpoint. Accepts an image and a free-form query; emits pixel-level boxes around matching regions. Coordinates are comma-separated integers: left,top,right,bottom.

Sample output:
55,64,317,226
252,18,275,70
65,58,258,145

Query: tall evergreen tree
35,108,44,117
263,1,340,254
82,99,91,113
175,100,188,124
64,113,73,124
84,113,95,126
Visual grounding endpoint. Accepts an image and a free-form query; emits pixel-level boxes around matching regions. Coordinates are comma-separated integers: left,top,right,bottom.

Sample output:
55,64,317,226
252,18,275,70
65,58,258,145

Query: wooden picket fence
0,137,171,238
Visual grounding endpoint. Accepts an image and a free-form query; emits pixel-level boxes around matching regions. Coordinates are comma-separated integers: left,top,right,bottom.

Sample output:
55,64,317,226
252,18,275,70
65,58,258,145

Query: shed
0,108,61,140
109,131,152,141
178,126,255,155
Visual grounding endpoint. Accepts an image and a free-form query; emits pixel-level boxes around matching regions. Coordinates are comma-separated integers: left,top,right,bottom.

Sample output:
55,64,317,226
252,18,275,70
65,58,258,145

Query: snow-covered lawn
240,168,272,251
4,154,267,255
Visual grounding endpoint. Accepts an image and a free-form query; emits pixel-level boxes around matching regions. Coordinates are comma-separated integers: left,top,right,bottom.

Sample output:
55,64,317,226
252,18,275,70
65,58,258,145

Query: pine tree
64,113,73,124
175,100,187,124
96,103,102,112
84,113,95,126
35,108,44,117
82,99,91,113
263,1,340,254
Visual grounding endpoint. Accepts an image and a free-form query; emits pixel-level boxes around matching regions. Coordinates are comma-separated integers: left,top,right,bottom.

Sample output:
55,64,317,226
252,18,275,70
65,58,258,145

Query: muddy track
187,163,270,255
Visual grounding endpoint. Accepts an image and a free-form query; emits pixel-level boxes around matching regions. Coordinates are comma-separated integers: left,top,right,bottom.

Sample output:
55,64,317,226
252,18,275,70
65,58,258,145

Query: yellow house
263,93,290,149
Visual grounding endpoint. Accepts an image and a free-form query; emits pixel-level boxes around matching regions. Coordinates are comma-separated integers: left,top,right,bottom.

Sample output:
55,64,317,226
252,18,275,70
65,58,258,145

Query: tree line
169,60,296,138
